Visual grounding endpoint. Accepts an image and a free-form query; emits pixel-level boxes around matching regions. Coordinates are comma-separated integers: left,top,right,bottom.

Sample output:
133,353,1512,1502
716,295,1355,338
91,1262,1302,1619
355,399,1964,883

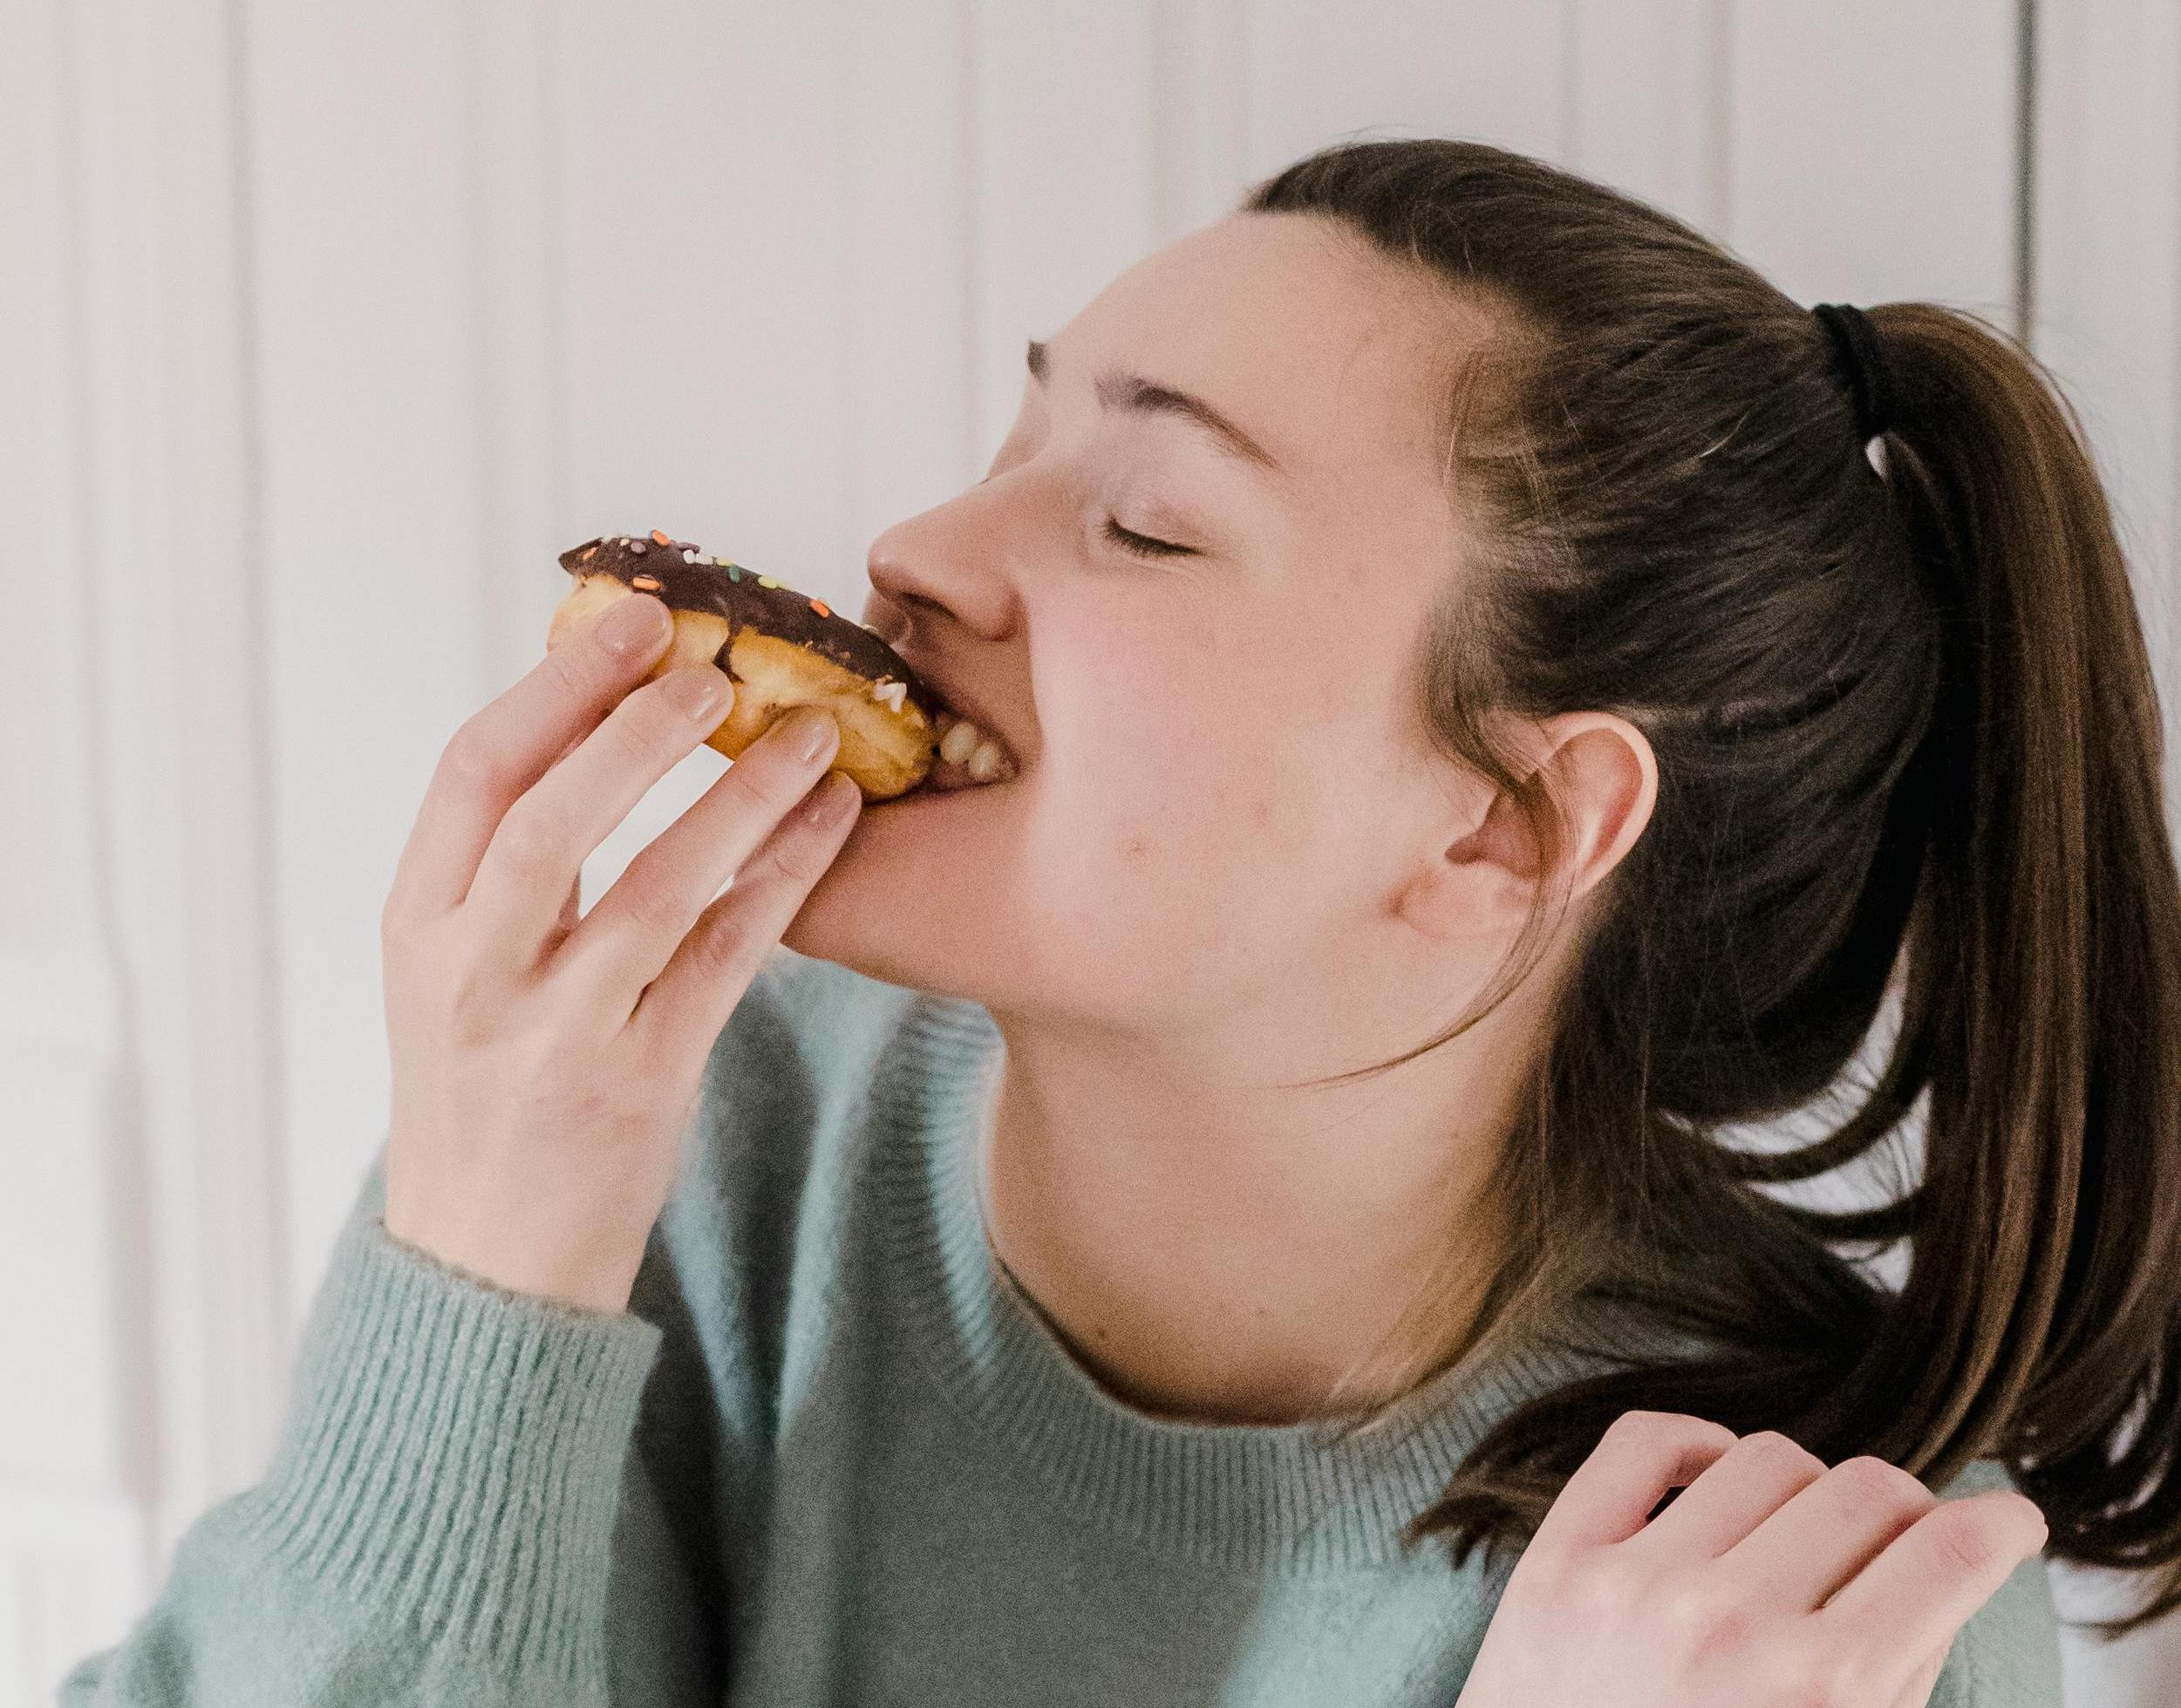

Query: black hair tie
1810,303,1897,452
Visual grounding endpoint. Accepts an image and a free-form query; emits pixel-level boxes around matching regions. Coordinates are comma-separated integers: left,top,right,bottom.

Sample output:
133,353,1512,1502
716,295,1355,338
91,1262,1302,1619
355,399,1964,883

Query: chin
776,772,1028,999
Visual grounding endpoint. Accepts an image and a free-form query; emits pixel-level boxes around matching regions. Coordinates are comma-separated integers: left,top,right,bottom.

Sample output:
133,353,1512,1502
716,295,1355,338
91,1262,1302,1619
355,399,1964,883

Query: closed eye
1102,516,1196,560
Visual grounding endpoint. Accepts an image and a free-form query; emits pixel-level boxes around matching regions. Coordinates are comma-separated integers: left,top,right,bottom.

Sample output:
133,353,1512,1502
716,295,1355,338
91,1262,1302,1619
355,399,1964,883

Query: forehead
1053,210,1482,501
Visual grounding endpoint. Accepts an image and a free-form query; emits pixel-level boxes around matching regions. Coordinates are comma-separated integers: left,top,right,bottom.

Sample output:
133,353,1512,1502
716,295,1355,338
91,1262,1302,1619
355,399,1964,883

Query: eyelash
1101,516,1196,559
976,465,1197,560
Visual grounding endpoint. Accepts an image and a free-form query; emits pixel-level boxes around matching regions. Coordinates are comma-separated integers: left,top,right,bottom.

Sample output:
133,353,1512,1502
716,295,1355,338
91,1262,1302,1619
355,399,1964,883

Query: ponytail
1829,303,2181,1625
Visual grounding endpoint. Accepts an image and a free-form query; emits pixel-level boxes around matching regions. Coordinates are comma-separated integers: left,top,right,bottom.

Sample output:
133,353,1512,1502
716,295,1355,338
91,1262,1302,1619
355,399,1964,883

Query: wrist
382,1190,648,1315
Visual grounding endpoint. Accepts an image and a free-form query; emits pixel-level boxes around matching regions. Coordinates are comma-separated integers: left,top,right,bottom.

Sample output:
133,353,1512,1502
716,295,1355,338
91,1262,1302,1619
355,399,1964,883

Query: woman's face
783,210,1515,1034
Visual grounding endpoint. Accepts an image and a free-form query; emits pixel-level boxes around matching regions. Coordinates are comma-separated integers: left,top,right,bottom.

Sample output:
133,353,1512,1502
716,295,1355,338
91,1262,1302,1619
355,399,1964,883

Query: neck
974,1005,1531,1426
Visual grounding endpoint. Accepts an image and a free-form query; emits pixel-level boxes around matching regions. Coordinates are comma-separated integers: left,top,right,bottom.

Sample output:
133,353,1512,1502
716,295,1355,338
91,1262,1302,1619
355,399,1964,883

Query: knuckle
1780,1646,1870,1708
615,861,695,942
1743,1430,1826,1477
1832,1454,1932,1520
1927,1507,2004,1579
722,752,793,818
761,828,831,888
1658,1577,1746,1658
440,720,504,793
492,800,567,878
1813,1655,1878,1708
1557,1555,1633,1625
608,694,690,772
539,641,597,700
690,905,753,980
1603,1408,1730,1455
379,895,423,956
1603,1408,1675,1445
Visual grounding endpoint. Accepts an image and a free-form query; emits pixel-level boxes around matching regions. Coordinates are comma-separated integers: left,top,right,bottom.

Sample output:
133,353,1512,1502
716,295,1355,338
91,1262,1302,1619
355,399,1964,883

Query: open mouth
918,705,1020,793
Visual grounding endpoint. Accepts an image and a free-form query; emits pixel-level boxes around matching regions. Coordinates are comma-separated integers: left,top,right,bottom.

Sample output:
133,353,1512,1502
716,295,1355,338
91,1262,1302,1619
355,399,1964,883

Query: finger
1816,1488,2047,1670
630,767,862,1068
385,592,672,919
463,662,737,954
557,705,846,1009
1723,1454,1934,1612
1621,1430,1828,1564
1531,1411,1740,1555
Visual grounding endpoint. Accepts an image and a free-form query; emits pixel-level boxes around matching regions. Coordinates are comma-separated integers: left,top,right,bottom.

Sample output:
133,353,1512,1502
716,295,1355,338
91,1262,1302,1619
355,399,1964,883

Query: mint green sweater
60,949,2063,1705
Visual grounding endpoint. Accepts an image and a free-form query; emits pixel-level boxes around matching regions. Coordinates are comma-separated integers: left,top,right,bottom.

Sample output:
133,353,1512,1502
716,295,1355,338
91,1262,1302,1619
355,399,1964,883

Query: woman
64,139,2181,1705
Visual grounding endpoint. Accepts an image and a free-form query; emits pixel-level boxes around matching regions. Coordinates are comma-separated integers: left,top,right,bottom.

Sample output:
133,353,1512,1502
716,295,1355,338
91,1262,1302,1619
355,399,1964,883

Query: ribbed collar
869,991,1597,1573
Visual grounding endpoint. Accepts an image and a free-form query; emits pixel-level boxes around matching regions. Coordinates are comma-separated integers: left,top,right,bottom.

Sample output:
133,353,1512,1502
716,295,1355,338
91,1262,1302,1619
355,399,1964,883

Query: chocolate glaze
559,532,933,711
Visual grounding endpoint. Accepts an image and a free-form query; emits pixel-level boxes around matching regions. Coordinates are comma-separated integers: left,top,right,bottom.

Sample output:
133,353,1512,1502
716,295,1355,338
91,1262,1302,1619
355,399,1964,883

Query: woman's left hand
1455,1410,2048,1708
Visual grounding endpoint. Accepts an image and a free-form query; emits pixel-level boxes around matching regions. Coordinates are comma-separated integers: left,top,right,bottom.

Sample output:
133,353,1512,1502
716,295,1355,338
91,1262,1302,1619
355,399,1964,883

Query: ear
1394,711,1658,942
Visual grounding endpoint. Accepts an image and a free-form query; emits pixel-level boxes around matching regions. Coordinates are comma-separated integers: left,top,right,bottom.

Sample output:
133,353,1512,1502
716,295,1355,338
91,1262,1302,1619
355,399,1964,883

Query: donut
547,530,939,800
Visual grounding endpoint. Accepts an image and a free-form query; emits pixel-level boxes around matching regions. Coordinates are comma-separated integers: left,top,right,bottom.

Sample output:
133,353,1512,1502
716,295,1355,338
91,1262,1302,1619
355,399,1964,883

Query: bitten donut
548,530,939,800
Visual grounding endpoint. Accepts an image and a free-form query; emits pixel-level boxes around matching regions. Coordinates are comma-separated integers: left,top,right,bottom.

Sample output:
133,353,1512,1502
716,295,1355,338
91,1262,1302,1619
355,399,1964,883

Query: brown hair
1243,138,2181,1633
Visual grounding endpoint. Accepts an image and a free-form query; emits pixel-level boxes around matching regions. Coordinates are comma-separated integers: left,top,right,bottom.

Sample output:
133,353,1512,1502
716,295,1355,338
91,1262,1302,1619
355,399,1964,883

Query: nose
862,500,1017,642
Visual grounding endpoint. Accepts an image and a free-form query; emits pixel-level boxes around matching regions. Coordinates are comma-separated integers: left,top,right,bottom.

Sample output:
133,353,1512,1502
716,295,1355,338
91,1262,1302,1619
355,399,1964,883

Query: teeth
938,718,982,766
930,707,1019,786
965,739,1008,783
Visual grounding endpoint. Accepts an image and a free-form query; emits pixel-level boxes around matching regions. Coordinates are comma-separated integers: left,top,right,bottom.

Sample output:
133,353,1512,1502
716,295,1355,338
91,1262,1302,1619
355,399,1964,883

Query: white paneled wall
3,1,2177,1702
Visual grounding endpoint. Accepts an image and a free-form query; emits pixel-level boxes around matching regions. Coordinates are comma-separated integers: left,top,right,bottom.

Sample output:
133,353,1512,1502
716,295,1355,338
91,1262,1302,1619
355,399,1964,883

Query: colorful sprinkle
757,575,780,589
810,599,831,617
682,548,699,563
725,563,742,581
630,539,647,554
578,543,597,561
651,529,672,547
631,574,663,590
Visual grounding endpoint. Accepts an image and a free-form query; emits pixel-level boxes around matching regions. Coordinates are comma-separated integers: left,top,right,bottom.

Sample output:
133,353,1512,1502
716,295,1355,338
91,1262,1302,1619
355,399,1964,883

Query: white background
3,1,2178,1702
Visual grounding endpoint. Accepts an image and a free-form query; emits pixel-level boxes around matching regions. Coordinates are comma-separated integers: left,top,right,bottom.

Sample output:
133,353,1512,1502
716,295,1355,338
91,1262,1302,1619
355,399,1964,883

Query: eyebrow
1026,337,1285,479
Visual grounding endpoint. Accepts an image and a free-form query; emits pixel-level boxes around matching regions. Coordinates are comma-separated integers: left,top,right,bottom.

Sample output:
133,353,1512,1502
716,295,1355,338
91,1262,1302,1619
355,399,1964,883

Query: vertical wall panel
3,0,287,1690
2034,9,2181,1698
555,6,854,568
243,0,495,1315
1244,0,1567,181
1566,0,1730,235
1148,0,1253,245
1725,0,2017,315
964,0,1163,465
836,0,978,556
2030,0,2181,813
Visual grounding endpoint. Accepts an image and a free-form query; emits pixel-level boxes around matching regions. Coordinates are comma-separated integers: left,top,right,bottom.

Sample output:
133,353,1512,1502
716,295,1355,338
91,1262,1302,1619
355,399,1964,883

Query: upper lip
895,654,1030,770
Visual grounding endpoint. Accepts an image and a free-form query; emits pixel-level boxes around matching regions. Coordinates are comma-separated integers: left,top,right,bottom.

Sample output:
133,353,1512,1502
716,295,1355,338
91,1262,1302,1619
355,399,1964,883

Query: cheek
1045,694,1330,946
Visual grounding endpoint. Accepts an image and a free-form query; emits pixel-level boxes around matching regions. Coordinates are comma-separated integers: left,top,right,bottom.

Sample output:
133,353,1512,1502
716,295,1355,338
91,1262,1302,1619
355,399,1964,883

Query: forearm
58,1208,665,1706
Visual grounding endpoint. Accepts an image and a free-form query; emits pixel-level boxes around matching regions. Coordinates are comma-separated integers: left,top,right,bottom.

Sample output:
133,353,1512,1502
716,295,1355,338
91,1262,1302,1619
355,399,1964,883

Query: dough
548,530,939,800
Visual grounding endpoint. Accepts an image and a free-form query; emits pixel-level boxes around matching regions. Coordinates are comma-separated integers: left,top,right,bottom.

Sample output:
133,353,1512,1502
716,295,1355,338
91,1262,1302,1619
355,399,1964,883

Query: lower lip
861,773,1016,813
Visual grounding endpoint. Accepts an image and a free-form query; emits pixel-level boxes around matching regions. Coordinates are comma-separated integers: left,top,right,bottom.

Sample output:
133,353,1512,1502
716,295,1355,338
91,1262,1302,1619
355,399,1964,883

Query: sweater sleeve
54,1154,713,1708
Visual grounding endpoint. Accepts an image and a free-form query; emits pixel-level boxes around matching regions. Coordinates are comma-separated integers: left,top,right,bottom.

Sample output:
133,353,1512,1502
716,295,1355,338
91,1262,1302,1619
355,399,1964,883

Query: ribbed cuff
235,1212,665,1679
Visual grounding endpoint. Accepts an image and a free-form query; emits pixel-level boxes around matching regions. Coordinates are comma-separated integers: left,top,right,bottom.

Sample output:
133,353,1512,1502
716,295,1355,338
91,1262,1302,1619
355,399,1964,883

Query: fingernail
661,667,730,720
785,707,838,762
601,594,668,656
801,772,859,827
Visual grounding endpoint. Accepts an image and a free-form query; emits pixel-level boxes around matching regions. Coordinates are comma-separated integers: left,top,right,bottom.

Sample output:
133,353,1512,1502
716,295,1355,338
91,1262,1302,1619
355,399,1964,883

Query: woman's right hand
378,590,862,1314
